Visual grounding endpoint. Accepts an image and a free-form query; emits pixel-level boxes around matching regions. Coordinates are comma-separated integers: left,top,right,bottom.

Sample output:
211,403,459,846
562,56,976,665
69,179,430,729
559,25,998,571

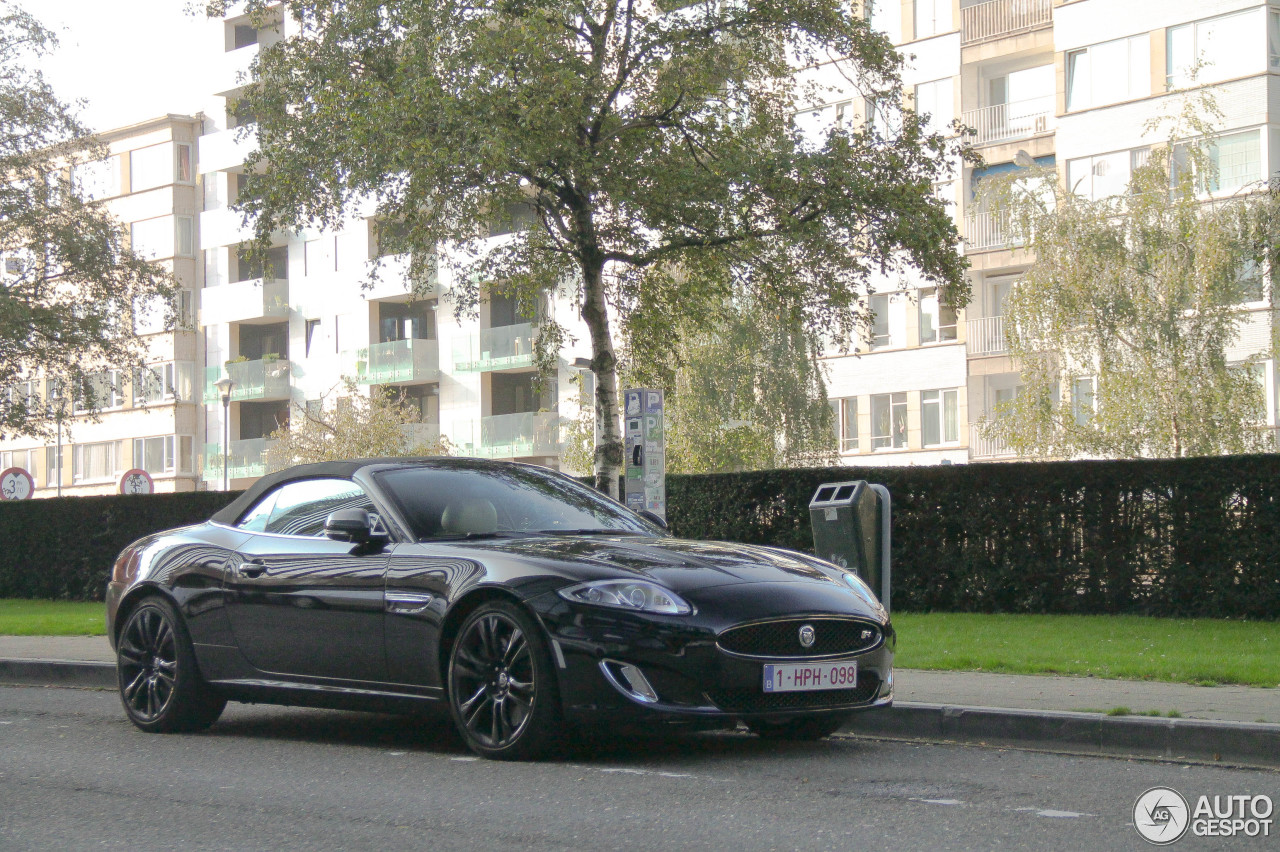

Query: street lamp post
214,377,235,491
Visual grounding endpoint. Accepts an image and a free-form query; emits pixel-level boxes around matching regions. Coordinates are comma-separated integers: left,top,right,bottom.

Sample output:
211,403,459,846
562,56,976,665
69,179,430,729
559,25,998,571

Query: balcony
450,412,561,458
961,0,1051,44
202,278,289,326
966,315,1008,356
202,437,275,480
198,126,258,175
453,323,536,372
353,338,440,385
964,209,1021,252
962,97,1054,146
200,205,254,251
203,358,292,404
969,431,1017,460
210,42,259,96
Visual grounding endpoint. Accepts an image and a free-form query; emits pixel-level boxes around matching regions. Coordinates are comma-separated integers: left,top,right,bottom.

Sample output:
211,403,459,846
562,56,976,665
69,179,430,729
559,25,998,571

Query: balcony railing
202,437,275,481
453,323,536,372
962,97,1054,146
202,277,289,326
961,0,1051,43
969,431,1017,460
353,338,440,385
964,209,1022,252
450,412,561,458
203,358,292,404
966,315,1008,356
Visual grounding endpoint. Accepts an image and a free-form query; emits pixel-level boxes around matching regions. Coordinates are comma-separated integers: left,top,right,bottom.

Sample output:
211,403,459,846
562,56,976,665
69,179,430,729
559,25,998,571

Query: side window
237,490,279,532
261,478,375,537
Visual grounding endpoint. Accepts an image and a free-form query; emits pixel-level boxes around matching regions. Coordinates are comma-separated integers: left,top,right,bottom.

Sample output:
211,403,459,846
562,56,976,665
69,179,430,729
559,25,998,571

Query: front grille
707,672,881,713
717,618,881,659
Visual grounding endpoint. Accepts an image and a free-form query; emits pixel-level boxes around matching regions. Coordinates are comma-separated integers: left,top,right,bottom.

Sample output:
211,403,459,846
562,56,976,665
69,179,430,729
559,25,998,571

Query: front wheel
116,597,226,733
747,713,850,741
447,601,562,760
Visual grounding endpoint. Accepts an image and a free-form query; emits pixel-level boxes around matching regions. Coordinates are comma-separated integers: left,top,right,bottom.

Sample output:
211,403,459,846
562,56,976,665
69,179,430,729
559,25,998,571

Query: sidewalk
2,635,1277,767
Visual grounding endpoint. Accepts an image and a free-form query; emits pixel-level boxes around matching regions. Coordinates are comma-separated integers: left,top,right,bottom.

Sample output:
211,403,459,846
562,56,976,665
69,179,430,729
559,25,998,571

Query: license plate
762,661,857,693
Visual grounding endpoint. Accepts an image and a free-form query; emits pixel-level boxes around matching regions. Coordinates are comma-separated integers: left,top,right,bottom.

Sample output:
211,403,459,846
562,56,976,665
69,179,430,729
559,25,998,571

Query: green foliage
0,599,107,635
266,379,452,468
0,2,177,439
978,93,1276,458
215,0,970,492
0,492,237,600
667,456,1280,619
625,291,836,472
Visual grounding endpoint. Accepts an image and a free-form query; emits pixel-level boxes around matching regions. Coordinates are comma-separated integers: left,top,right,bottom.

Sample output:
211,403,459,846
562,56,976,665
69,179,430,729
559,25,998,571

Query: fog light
600,660,660,704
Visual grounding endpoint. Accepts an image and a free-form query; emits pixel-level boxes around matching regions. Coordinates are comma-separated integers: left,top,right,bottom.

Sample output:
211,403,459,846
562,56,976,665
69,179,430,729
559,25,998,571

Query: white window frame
75,370,123,413
1066,35,1151,112
919,287,957,344
871,392,908,449
72,440,122,484
133,435,176,475
1168,9,1263,89
921,388,960,446
1071,377,1096,426
831,397,859,453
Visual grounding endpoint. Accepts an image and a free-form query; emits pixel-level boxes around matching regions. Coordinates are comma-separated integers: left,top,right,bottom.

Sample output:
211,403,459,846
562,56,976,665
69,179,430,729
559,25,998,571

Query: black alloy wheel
116,597,226,733
747,713,850,741
447,601,561,760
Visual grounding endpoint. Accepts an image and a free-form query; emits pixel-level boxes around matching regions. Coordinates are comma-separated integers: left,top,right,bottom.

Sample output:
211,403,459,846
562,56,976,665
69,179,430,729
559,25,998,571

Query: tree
979,97,1277,458
625,291,836,472
266,379,451,467
217,0,970,496
0,2,176,437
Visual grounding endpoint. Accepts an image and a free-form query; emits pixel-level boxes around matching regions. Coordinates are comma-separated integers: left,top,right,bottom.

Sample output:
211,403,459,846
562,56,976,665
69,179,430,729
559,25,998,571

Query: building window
1066,149,1149,200
914,0,951,39
921,389,959,446
868,293,905,349
76,371,122,412
0,449,36,486
1168,10,1262,88
1071,377,1096,426
869,0,901,44
130,216,175,260
1172,130,1261,195
71,157,121,201
830,397,859,452
1271,10,1280,70
871,392,907,449
305,319,321,356
133,436,176,474
913,78,953,137
72,441,121,483
129,143,178,193
1066,35,1150,112
176,216,194,257
919,287,957,343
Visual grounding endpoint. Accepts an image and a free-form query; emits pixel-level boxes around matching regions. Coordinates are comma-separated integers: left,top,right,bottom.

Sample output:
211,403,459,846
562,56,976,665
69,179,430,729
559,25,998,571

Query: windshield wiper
535,528,646,536
425,531,532,541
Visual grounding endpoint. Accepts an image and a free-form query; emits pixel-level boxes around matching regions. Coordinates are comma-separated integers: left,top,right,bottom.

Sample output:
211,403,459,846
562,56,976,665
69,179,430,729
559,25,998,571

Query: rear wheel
748,713,850,741
116,597,226,733
447,601,562,760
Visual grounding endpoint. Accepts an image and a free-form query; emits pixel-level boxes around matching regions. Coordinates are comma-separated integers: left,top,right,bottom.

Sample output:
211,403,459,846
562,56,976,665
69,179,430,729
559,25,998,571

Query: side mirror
325,507,377,543
637,509,668,531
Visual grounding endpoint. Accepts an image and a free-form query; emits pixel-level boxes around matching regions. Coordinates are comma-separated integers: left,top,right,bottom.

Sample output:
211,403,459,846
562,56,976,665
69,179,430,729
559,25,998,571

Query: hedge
3,455,1279,619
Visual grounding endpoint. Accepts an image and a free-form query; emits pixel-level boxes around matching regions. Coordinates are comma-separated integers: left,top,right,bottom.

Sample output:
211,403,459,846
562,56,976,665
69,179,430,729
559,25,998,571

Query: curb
0,659,116,689
3,659,1278,769
844,702,1280,770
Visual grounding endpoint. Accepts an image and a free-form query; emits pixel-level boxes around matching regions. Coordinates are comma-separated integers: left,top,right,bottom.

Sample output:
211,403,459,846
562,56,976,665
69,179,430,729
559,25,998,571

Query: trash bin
809,481,891,611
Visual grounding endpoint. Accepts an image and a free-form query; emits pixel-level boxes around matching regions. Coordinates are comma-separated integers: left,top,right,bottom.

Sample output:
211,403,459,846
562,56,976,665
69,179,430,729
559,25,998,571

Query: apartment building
813,0,1280,466
196,5,595,490
0,114,204,497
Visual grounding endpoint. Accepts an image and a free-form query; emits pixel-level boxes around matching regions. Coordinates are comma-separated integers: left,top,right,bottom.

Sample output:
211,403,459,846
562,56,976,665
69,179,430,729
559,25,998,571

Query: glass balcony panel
204,359,292,403
353,338,440,384
202,437,274,480
454,412,560,458
453,323,536,372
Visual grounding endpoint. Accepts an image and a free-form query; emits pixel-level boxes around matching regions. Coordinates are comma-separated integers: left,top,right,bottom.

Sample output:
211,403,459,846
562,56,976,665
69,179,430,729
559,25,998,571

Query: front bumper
528,586,894,725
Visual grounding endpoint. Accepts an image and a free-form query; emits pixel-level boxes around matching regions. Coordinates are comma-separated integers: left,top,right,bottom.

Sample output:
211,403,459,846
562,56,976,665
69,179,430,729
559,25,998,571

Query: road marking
916,798,964,806
1016,808,1092,819
451,756,479,762
599,768,693,778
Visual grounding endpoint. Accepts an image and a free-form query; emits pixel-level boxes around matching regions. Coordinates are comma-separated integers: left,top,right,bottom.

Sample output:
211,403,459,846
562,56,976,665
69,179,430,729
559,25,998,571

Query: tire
748,713,850,741
116,596,226,733
447,600,562,760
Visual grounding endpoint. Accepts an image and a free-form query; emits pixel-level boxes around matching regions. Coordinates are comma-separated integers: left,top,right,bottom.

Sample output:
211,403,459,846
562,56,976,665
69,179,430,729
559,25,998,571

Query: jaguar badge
798,624,816,648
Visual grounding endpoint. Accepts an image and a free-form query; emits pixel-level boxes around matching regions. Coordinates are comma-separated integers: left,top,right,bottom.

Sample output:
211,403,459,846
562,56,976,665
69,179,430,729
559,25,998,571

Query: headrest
440,497,499,535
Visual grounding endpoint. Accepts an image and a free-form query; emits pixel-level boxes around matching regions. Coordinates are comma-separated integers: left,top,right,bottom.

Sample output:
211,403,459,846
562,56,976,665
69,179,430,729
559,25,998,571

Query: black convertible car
107,458,893,759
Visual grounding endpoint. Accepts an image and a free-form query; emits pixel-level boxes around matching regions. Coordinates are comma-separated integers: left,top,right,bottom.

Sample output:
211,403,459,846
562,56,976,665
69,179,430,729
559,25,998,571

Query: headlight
557,580,693,615
843,571,883,609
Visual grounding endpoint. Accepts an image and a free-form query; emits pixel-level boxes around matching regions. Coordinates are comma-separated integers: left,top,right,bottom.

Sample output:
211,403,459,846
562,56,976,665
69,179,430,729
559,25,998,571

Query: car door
225,477,391,682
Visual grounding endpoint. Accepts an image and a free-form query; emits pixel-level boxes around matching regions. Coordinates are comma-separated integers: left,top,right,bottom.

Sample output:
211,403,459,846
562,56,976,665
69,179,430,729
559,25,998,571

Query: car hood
477,534,850,593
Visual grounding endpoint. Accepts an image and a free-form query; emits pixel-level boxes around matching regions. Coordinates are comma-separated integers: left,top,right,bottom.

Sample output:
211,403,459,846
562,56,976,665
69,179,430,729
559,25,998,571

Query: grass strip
0,599,107,636
892,612,1280,688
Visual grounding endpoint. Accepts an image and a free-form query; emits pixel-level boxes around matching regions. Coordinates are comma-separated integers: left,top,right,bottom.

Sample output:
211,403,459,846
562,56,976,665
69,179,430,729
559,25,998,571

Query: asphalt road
1,686,1276,852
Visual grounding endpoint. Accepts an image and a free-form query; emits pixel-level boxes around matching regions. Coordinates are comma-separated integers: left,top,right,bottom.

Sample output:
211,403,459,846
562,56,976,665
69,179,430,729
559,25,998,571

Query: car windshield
375,465,660,540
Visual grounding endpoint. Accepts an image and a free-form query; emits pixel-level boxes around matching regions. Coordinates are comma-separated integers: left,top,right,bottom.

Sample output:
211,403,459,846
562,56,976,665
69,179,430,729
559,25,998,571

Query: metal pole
55,408,62,498
222,395,230,492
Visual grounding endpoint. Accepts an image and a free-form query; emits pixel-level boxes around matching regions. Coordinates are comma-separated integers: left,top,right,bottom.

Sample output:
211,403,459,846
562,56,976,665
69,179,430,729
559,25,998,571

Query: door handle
235,560,266,579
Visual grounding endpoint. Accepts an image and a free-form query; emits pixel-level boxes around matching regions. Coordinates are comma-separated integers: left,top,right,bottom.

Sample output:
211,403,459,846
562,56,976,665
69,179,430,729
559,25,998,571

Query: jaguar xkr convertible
106,458,894,759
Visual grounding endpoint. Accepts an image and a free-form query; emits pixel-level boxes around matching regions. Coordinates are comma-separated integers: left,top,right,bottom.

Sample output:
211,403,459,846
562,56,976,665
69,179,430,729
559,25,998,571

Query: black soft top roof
209,457,524,526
